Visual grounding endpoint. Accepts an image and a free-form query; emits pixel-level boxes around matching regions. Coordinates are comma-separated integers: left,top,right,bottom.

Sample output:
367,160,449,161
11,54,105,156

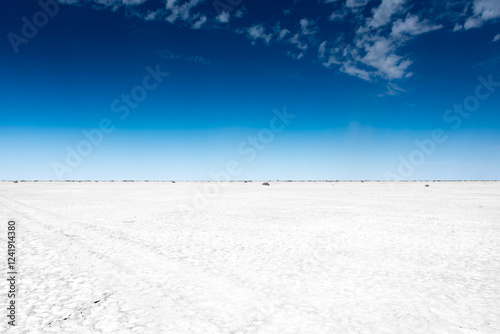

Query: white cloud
144,10,160,21
273,23,290,41
299,18,317,35
464,0,500,29
345,0,370,9
464,17,483,29
282,18,318,53
287,51,304,60
453,23,463,31
341,62,371,81
493,34,500,42
57,0,80,4
246,24,272,44
323,54,341,68
165,0,203,24
279,28,290,40
342,3,443,83
234,9,245,18
367,0,406,29
473,0,500,20
273,23,290,40
360,37,412,80
216,11,230,23
289,33,308,50
329,9,348,22
318,41,327,58
391,14,443,37
58,0,147,7
320,42,354,70
192,15,207,29
122,0,148,4
165,0,176,9
166,11,178,23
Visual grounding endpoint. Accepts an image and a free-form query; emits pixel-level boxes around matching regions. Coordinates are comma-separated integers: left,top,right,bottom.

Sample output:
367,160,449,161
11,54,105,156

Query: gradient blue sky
1,0,499,180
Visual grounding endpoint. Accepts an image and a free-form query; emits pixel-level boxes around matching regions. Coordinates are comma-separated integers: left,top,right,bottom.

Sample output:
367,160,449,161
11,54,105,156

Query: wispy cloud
391,14,443,37
378,82,406,97
328,9,348,22
299,18,318,35
288,33,308,50
156,50,211,65
286,51,304,60
341,61,371,81
318,41,327,59
322,54,341,68
143,10,160,21
273,23,290,41
279,28,290,40
345,0,370,10
165,0,204,24
280,17,321,57
192,15,207,29
234,8,246,18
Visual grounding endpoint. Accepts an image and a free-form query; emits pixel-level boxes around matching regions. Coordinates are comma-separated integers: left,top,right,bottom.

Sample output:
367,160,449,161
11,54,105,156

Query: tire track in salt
0,194,282,333
0,194,235,333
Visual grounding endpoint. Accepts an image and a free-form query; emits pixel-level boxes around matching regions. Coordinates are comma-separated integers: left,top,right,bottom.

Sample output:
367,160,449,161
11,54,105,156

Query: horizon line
1,180,499,183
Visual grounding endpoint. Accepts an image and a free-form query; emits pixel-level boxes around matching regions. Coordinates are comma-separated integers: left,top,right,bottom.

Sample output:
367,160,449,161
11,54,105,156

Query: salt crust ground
0,181,499,333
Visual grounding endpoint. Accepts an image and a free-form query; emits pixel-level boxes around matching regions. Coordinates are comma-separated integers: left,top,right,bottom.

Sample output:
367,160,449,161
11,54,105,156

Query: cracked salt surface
0,181,499,333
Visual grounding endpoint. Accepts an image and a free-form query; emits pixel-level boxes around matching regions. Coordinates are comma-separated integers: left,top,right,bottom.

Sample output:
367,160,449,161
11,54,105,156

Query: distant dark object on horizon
262,182,270,186
425,184,430,187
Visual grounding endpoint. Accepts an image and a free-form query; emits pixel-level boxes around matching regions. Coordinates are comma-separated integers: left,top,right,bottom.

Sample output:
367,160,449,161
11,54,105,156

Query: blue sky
1,0,499,180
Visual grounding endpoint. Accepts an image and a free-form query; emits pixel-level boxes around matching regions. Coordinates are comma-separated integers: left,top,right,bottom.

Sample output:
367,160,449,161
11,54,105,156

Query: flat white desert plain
1,181,499,333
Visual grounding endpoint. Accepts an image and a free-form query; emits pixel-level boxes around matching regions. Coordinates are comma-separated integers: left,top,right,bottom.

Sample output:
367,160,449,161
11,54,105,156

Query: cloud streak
156,50,211,65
